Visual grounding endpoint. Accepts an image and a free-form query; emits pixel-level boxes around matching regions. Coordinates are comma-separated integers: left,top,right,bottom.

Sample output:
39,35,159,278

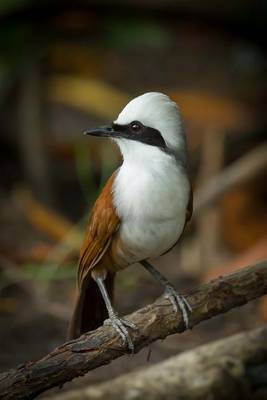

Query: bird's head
85,92,186,161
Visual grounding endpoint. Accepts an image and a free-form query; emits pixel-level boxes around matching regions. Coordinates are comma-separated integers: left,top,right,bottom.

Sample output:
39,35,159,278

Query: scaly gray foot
164,285,192,329
104,313,138,352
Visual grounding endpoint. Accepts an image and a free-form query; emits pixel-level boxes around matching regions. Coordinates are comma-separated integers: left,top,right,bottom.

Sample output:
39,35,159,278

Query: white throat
112,140,190,262
115,138,172,164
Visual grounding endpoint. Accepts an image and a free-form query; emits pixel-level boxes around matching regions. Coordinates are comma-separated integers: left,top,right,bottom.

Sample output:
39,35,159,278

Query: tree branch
45,326,267,400
0,260,266,400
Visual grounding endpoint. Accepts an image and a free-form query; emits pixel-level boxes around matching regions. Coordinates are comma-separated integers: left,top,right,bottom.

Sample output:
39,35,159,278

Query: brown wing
77,171,120,289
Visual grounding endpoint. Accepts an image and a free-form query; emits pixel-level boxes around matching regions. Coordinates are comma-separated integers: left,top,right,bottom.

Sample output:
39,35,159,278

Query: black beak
84,125,115,138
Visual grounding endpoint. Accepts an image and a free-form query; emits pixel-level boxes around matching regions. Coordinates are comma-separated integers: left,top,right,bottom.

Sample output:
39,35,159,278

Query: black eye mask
84,120,168,152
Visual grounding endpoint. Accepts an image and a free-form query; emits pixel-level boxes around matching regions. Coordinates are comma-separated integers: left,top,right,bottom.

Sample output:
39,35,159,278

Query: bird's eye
130,121,142,132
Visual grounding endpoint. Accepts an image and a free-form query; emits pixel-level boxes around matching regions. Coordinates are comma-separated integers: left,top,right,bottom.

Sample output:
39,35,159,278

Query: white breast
113,146,190,263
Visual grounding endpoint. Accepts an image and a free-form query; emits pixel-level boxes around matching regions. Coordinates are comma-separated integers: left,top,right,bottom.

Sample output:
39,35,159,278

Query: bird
68,92,193,352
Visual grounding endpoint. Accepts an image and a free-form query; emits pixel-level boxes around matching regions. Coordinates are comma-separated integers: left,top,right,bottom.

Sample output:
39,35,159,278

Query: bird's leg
140,260,192,329
96,277,138,352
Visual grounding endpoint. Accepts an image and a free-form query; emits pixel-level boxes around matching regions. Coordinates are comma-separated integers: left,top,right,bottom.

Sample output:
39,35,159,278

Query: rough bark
0,260,266,400
46,326,267,400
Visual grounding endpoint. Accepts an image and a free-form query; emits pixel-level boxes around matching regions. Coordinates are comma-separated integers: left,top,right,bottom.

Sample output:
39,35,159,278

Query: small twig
194,142,267,214
196,128,225,269
0,259,266,400
17,62,53,205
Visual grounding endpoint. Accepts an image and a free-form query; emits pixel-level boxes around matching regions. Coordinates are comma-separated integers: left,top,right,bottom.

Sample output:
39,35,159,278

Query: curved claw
164,285,192,329
104,315,138,352
121,319,139,331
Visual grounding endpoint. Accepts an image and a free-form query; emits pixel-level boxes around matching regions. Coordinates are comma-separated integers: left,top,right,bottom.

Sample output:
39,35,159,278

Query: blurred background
0,0,266,396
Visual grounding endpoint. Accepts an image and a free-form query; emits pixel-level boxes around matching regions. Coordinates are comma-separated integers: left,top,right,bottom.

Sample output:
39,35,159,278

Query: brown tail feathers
68,273,114,340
